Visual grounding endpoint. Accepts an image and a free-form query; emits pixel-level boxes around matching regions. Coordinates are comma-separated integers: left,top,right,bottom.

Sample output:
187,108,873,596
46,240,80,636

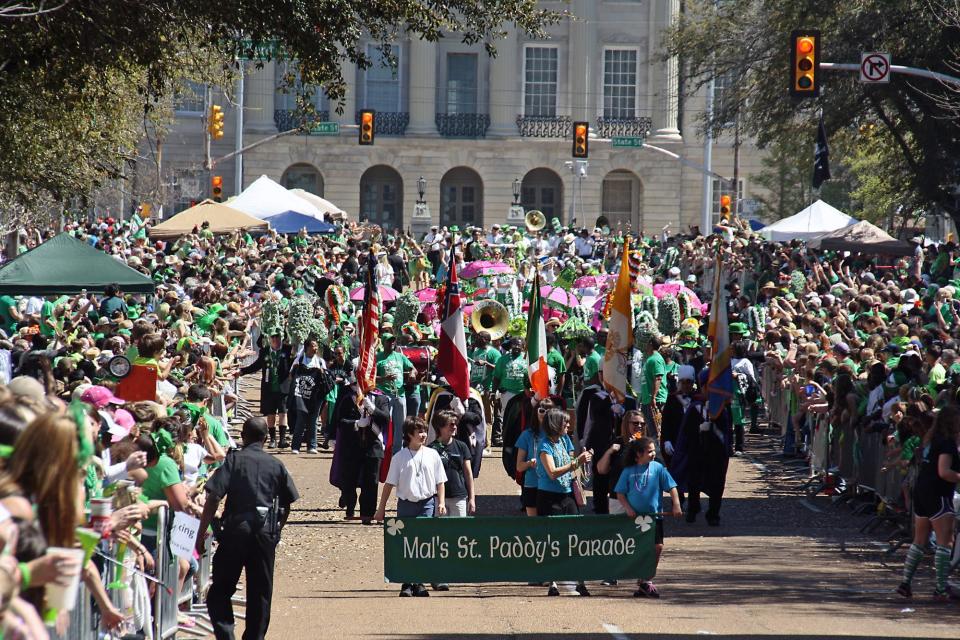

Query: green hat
449,225,460,233
679,340,700,349
729,322,750,335
382,332,396,341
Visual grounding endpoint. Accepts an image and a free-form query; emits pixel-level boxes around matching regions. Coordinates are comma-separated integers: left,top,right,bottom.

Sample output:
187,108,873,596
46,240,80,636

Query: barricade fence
48,506,216,640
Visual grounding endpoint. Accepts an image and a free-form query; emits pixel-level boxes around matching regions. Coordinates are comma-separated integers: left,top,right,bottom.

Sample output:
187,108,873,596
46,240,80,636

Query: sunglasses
537,408,547,414
629,421,643,426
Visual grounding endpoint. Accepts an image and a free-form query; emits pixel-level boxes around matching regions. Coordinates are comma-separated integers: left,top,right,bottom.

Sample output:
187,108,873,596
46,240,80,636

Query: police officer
198,417,299,640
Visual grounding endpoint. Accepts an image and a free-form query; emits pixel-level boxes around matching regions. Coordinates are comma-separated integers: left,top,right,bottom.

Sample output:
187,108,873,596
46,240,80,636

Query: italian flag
526,271,549,399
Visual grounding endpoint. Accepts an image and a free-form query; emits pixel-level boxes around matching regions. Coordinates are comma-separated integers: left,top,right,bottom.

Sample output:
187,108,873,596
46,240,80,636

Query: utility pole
235,65,245,195
732,115,741,216
204,85,213,199
700,77,715,234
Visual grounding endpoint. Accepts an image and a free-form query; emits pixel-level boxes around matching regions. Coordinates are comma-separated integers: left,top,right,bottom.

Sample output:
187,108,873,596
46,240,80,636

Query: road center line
602,623,631,640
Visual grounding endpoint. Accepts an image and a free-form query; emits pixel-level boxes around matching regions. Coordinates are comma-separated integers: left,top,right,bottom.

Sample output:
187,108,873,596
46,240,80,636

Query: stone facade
154,0,765,236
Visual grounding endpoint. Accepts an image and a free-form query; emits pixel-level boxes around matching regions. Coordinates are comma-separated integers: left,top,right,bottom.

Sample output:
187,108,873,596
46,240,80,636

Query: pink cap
109,409,135,443
80,385,125,409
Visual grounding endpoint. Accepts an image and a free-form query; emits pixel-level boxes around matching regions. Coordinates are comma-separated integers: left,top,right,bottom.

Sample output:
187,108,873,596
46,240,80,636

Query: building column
650,0,682,143
407,36,438,136
336,56,357,127
244,61,276,134
568,0,597,123
487,25,519,137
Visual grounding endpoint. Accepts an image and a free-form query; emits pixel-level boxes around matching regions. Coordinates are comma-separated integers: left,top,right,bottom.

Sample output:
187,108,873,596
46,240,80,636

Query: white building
155,0,762,235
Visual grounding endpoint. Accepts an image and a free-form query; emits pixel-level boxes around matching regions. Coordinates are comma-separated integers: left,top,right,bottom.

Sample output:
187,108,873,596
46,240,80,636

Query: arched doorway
440,167,483,228
520,168,563,223
601,169,643,233
359,165,403,231
281,163,324,196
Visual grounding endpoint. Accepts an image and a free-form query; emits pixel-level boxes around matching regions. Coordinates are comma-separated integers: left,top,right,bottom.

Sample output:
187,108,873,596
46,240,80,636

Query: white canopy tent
760,200,858,242
289,188,347,219
229,175,324,220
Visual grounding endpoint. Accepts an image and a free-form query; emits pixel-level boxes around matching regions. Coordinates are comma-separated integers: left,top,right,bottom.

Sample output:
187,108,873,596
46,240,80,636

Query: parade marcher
376,333,415,454
199,417,300,640
288,338,333,454
329,380,387,524
430,410,475,517
239,332,292,448
469,331,501,427
492,338,527,446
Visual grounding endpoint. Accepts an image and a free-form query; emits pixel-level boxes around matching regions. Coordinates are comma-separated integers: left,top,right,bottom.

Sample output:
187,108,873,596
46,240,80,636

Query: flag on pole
813,115,831,189
437,241,470,400
602,237,634,403
356,249,381,397
526,271,549,399
705,248,733,419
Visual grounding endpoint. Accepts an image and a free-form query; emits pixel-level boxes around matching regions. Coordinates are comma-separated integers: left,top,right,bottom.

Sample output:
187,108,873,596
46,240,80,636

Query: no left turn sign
860,52,891,83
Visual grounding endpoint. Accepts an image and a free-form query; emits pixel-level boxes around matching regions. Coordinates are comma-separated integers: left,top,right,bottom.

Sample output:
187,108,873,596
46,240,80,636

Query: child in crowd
615,436,682,598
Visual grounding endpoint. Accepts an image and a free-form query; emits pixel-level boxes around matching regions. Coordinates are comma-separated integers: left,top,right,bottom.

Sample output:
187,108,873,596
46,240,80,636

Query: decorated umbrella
460,260,514,279
540,286,579,308
573,274,616,289
652,283,708,314
350,284,400,302
415,288,438,303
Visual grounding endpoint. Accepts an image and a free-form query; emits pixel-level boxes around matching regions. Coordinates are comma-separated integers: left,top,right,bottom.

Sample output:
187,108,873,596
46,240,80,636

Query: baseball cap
80,385,126,409
668,267,681,277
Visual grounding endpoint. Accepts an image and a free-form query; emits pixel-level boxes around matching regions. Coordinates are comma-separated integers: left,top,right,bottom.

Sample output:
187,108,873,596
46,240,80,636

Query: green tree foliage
0,1,560,221
667,1,960,229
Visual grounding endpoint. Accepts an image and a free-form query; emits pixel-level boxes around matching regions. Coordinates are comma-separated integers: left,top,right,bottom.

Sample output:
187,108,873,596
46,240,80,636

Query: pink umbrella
652,283,708,314
460,260,514,279
350,285,400,302
540,286,579,308
521,300,568,323
415,288,437,302
573,274,616,289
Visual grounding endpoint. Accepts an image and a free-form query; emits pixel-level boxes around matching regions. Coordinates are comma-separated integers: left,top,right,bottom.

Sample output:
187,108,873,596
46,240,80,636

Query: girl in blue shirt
615,437,682,598
515,398,554,516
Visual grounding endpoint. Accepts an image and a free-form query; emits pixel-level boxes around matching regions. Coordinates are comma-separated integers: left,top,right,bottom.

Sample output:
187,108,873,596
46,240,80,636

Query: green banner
383,514,656,583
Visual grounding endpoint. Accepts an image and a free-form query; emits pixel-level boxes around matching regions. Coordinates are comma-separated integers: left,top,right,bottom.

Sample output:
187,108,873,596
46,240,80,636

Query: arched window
281,164,324,197
601,170,643,233
440,167,483,228
520,168,564,222
359,165,403,231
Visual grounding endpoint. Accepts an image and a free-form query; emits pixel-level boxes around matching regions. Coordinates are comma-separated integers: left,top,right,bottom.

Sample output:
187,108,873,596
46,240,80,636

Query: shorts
536,489,578,516
261,391,287,416
913,492,955,520
521,486,538,509
654,519,665,545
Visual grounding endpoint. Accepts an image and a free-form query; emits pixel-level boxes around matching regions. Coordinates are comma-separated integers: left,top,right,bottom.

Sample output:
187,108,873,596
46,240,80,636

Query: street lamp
417,175,426,204
513,178,522,206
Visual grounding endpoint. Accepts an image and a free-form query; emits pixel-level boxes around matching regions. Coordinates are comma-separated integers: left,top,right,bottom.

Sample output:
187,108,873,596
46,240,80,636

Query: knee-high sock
902,543,924,585
934,545,951,592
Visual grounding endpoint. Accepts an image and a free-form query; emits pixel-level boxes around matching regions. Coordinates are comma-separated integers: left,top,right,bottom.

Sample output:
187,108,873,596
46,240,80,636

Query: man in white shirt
574,229,594,259
486,224,503,247
423,225,445,274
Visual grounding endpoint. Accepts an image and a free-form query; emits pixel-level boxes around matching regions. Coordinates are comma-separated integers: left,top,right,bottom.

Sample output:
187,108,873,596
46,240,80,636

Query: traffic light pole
820,62,960,88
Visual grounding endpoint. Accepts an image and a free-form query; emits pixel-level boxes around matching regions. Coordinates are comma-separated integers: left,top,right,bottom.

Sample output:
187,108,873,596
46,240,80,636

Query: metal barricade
47,582,95,640
153,507,180,640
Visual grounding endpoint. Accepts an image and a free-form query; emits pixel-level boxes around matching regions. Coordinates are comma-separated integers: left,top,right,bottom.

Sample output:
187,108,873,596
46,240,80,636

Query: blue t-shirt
536,434,575,494
614,461,677,516
515,428,541,488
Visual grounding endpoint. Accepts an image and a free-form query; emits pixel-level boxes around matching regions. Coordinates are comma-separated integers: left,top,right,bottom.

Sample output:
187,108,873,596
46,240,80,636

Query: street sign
310,122,340,135
612,136,644,148
860,52,891,83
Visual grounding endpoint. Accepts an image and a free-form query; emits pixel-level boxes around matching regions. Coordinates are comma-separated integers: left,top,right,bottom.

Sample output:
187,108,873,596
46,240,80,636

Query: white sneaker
307,448,318,454
291,449,300,455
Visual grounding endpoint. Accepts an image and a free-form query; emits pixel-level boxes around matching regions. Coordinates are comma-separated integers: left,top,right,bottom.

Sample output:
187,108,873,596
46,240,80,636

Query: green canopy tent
0,233,155,295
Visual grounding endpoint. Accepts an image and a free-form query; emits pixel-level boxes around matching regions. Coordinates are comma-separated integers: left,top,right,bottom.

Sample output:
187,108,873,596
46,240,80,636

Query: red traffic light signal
720,194,732,218
359,109,375,145
790,30,820,97
572,121,589,158
211,175,223,202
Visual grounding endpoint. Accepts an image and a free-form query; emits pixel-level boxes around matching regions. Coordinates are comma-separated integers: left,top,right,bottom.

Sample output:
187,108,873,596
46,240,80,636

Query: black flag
813,116,831,189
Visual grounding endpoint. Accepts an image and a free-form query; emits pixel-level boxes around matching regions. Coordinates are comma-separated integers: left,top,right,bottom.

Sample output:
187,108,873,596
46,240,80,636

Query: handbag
570,468,587,508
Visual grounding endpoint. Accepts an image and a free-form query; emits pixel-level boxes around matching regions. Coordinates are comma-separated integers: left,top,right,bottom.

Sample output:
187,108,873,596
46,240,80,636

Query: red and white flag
437,242,470,400
357,249,381,397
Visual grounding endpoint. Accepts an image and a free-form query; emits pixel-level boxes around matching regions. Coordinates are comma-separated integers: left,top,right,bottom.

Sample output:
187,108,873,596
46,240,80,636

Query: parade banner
384,515,656,583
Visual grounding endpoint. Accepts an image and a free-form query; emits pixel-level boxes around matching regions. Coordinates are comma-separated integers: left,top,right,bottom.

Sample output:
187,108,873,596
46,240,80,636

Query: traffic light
790,30,820,97
208,105,225,139
572,121,589,158
359,109,375,145
720,194,732,219
211,175,223,202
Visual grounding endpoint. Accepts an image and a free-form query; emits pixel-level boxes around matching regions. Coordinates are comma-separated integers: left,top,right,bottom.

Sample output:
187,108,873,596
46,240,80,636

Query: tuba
525,210,546,232
470,299,509,341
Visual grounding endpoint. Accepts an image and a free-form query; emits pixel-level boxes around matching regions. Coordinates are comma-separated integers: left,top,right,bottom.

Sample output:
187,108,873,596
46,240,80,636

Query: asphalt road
223,380,960,639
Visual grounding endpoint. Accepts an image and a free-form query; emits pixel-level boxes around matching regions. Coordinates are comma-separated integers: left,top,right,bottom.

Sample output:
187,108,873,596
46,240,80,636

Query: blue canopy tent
748,219,765,231
267,210,336,234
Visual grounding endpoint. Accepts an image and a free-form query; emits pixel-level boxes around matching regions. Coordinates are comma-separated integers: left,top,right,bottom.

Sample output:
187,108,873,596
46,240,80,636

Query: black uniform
204,443,299,640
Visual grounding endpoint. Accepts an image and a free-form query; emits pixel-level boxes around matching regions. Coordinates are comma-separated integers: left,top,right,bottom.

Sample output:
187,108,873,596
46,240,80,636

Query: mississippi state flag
437,243,470,400
357,250,381,397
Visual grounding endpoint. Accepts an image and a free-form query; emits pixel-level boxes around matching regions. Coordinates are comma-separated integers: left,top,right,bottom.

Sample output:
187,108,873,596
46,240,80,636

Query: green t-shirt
141,454,181,531
376,350,414,396
547,348,566,376
494,353,528,393
583,350,602,382
0,295,17,333
641,351,668,405
928,362,946,395
469,345,501,390
39,300,56,337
